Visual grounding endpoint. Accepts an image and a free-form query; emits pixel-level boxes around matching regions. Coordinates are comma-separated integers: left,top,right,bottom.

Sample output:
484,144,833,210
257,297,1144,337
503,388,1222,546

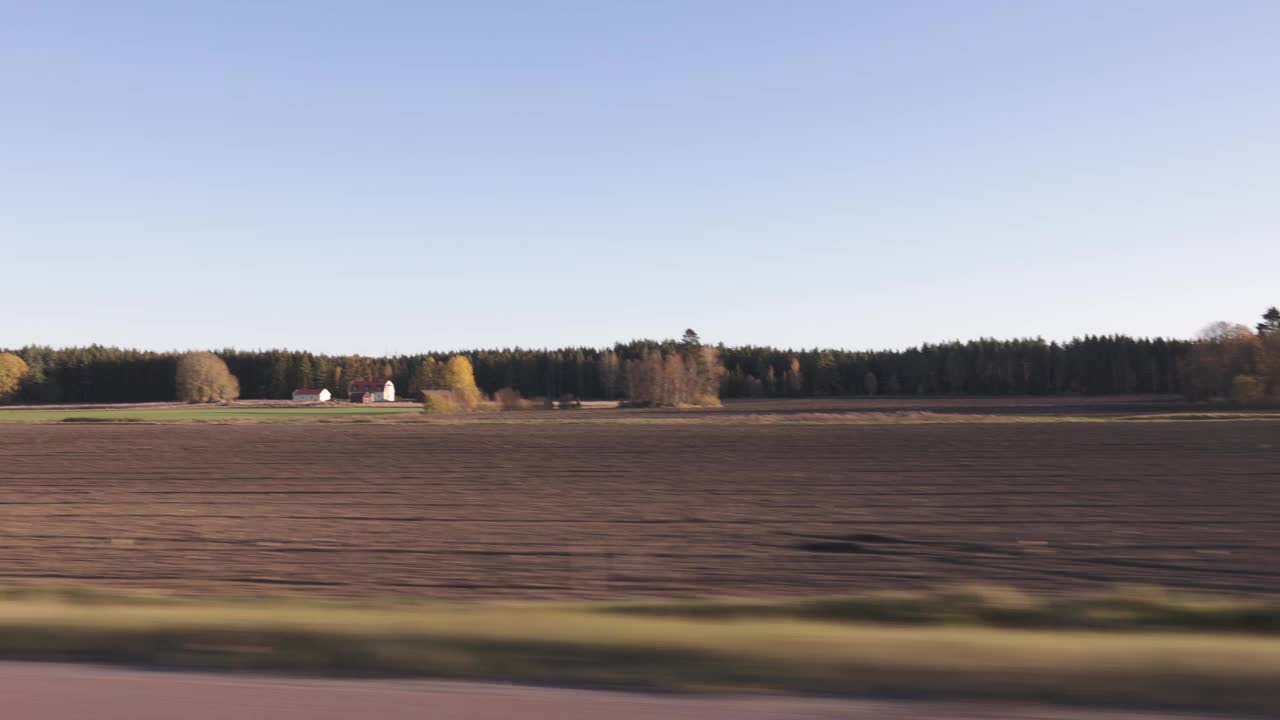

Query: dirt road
0,662,1241,720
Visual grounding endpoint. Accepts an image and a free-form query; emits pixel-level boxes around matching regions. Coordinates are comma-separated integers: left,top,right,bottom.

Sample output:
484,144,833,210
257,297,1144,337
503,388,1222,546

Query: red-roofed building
348,379,395,402
291,388,331,402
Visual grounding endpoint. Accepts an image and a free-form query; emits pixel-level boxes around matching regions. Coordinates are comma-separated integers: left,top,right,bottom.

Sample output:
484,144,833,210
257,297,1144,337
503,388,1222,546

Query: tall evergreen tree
1259,307,1280,336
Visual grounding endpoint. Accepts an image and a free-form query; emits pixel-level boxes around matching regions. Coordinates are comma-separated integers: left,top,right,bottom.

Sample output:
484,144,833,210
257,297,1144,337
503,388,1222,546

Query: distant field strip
1,405,1278,424
0,406,420,422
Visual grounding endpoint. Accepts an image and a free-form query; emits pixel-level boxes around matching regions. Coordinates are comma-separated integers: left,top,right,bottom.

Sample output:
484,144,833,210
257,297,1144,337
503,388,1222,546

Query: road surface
0,662,1239,719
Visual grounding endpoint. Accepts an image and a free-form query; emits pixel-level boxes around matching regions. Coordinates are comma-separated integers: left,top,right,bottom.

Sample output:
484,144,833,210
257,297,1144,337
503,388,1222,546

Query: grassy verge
1,586,1278,715
596,584,1280,632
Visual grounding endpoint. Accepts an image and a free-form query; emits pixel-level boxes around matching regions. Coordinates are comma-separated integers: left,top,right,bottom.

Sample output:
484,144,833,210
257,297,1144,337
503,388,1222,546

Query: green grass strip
0,585,1277,715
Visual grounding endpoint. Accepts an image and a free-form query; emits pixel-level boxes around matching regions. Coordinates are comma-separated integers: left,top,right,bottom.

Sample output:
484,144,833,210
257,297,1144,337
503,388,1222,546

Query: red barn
347,379,395,402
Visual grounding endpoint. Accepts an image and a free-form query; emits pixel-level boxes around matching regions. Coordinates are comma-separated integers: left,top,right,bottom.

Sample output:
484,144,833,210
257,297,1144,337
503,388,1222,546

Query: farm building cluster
292,380,395,403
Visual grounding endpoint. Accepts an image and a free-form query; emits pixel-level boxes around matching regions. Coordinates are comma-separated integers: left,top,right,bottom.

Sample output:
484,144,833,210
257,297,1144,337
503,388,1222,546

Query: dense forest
0,334,1193,405
4,306,1277,406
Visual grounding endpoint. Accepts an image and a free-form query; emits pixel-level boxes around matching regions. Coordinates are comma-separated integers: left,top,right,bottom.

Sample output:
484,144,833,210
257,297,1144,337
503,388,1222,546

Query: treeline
721,336,1188,397
3,334,1195,405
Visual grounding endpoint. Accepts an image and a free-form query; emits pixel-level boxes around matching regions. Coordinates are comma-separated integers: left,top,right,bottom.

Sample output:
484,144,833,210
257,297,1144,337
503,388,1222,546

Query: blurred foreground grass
1,585,1278,714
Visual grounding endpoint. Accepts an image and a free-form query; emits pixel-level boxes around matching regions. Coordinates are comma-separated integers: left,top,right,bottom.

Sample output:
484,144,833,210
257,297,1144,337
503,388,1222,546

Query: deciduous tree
0,352,29,402
444,355,482,409
1181,323,1260,400
175,352,240,403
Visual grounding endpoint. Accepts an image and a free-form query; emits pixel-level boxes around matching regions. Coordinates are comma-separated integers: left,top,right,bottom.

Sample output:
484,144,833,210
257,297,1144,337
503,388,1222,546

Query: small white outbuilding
292,388,332,402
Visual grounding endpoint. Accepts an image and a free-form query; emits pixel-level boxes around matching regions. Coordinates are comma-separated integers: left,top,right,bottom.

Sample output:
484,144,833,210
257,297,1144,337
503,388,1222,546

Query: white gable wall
348,381,396,402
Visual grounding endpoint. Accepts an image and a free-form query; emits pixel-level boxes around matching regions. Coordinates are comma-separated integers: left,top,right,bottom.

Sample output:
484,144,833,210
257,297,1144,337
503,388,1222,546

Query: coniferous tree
268,355,290,398
297,355,316,389
599,351,621,400
1259,307,1280,336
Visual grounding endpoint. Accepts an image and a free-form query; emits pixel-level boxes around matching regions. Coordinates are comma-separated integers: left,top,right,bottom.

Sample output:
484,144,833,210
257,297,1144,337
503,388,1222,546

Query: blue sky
3,1,1276,354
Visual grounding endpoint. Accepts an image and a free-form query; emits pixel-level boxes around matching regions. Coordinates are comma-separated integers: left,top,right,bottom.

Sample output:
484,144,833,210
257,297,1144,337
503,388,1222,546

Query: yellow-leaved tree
444,355,482,409
0,352,30,402
421,355,484,414
175,352,240,403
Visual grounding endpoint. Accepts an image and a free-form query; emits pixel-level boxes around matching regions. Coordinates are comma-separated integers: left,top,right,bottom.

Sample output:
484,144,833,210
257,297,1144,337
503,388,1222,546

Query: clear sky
3,1,1276,355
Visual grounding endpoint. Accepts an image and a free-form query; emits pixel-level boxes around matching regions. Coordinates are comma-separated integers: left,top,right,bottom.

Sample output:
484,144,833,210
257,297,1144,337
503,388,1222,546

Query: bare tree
662,353,687,405
693,345,727,405
599,350,621,400
624,350,664,405
1182,323,1261,401
619,344,726,407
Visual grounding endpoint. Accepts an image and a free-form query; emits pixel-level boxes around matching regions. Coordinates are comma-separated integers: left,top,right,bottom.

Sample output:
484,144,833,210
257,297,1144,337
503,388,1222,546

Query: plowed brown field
2,410,1277,598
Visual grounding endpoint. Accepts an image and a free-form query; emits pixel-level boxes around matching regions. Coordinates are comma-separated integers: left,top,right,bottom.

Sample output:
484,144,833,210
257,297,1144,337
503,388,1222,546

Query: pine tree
298,355,316,389
599,351,621,399
1259,307,1280,336
268,355,289,399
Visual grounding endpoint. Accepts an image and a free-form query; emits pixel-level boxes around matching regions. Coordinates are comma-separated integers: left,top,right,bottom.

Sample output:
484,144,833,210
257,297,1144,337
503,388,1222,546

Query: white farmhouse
348,379,395,402
292,388,332,402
